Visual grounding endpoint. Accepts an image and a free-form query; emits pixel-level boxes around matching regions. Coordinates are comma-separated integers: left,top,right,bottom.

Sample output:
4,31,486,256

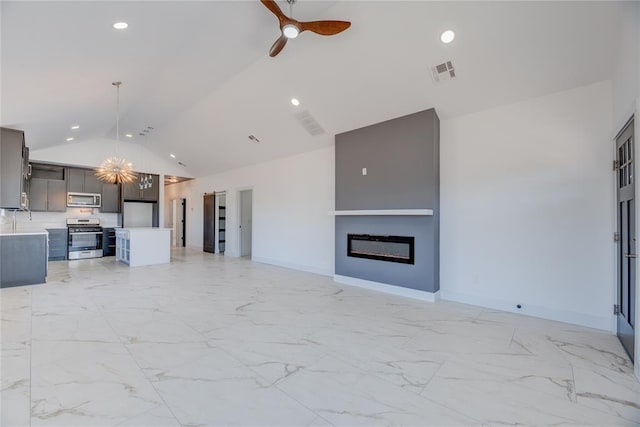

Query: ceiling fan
260,0,351,57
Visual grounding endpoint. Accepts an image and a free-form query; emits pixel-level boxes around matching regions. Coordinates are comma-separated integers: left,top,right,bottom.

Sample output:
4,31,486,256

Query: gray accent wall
335,109,440,210
334,109,440,292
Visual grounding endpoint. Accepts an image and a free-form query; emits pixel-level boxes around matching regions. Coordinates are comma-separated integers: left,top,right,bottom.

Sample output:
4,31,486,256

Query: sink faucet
9,207,32,233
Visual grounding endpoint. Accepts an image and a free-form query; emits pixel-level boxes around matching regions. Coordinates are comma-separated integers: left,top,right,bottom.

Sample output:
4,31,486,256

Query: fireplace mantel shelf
329,209,433,216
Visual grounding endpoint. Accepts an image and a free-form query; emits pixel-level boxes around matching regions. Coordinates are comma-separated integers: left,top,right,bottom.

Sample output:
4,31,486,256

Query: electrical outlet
362,167,367,176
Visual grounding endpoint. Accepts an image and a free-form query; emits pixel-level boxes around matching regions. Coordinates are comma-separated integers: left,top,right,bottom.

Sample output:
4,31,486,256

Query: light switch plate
362,167,367,176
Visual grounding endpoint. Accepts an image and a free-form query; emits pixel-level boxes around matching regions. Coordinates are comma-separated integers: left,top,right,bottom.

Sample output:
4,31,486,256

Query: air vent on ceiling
293,109,326,136
431,60,456,83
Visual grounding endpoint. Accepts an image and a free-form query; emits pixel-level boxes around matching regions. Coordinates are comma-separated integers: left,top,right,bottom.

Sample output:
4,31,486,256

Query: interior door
240,190,252,257
203,194,215,253
616,117,635,362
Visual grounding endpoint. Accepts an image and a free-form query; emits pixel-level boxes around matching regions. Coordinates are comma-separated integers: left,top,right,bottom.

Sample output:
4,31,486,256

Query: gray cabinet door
101,183,120,213
30,178,67,212
142,175,159,202
123,181,141,201
46,229,67,260
0,235,47,287
67,168,85,192
0,128,26,209
29,178,48,211
83,170,102,194
47,180,67,211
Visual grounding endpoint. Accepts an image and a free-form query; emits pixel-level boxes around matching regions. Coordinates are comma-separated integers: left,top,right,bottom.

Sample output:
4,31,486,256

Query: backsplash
0,208,119,233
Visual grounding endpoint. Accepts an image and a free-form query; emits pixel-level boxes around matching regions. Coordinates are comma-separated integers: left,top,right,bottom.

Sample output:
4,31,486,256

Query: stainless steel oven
67,218,103,260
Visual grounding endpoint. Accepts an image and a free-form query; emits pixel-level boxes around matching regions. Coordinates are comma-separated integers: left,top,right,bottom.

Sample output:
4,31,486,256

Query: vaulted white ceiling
1,1,627,177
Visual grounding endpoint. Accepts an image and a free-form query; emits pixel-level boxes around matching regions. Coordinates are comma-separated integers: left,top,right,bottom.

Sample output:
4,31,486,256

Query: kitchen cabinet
101,184,120,213
122,175,159,202
0,233,47,287
67,167,101,194
102,227,117,256
0,127,28,209
122,181,140,201
47,228,67,261
141,176,159,201
116,227,170,267
29,178,66,212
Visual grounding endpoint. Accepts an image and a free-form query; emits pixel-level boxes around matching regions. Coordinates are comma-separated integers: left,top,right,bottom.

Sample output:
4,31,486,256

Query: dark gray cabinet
0,234,47,287
47,228,67,261
142,176,160,202
0,127,28,209
122,181,140,201
102,228,116,257
101,184,120,213
67,167,101,194
29,178,66,212
122,175,159,202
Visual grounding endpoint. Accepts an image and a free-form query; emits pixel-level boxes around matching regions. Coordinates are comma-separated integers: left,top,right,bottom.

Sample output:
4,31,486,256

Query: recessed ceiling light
71,125,80,130
113,22,128,30
125,134,133,138
440,30,455,44
66,137,74,142
170,154,176,158
291,98,300,106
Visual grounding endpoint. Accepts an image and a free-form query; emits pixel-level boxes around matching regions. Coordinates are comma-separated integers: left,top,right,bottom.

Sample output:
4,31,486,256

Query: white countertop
0,230,49,236
119,227,171,232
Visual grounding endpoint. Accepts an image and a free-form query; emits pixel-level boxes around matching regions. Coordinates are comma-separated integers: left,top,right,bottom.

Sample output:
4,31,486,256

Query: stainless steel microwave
67,192,101,208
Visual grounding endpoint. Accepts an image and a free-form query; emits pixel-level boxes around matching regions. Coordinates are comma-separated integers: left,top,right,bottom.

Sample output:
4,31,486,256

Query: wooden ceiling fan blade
260,0,287,22
299,20,351,36
269,35,288,57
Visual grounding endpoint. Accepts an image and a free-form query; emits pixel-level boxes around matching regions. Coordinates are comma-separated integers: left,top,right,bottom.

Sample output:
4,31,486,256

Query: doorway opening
239,189,253,258
173,198,186,248
615,115,635,362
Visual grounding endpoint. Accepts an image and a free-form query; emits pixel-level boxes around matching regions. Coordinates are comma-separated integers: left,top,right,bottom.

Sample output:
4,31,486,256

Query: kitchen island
115,227,171,267
0,231,47,287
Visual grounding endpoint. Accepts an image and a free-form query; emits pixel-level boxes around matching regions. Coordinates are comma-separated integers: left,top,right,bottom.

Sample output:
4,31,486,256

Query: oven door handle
69,232,102,235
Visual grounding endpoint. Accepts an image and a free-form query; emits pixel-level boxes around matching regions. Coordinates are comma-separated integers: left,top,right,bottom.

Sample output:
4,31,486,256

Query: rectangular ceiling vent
293,109,326,136
431,60,456,83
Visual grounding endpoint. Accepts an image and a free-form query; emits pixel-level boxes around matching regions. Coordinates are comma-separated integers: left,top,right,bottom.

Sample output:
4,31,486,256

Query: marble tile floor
1,248,638,426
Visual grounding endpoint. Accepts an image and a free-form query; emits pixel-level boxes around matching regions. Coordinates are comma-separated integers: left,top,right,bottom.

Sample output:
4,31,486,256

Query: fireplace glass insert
347,234,414,264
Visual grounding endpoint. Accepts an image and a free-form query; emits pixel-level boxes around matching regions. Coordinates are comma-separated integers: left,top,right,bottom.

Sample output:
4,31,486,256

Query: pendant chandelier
95,81,137,184
139,173,153,190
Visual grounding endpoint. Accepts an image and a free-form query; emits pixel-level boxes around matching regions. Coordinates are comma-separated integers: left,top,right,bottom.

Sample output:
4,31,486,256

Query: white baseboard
334,274,440,302
252,256,333,277
440,289,616,332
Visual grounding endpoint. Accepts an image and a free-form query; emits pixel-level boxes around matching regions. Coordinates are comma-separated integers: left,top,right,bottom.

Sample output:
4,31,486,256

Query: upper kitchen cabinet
122,174,159,202
29,178,66,212
101,183,120,213
67,167,101,193
142,175,159,202
0,127,29,209
29,164,67,212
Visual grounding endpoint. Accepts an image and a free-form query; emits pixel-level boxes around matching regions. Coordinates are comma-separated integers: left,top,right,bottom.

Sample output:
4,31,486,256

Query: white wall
611,0,639,377
164,146,335,275
31,138,189,178
612,2,640,132
440,81,615,331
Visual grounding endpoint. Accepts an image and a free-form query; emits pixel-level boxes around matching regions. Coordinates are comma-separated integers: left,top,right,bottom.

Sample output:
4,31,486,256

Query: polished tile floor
1,249,638,426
